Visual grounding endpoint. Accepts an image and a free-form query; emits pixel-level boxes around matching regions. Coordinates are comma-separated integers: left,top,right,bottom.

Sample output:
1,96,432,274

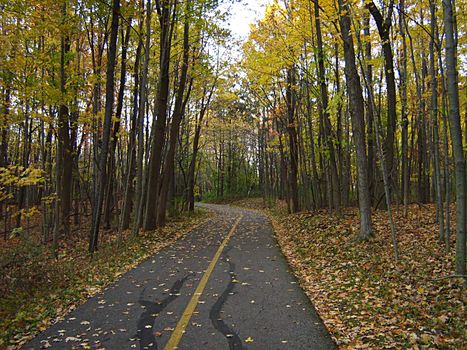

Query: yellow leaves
17,168,45,187
366,56,384,67
244,336,254,343
243,0,308,85
0,166,46,203
217,91,239,105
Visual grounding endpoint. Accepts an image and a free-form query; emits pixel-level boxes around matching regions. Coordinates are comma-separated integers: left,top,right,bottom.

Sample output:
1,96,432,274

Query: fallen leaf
40,340,52,348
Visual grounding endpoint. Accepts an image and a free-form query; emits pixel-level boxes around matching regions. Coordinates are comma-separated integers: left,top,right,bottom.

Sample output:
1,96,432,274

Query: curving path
23,204,336,350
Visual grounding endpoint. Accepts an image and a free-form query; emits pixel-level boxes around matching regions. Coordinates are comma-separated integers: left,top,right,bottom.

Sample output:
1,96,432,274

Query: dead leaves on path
236,199,465,349
0,210,212,349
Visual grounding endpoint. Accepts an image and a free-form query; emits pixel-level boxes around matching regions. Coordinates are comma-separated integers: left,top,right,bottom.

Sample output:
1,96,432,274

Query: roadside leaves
0,210,212,348
234,198,465,349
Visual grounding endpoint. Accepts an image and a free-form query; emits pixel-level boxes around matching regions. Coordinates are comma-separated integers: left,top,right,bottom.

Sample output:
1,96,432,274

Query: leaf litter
232,198,465,349
0,209,212,348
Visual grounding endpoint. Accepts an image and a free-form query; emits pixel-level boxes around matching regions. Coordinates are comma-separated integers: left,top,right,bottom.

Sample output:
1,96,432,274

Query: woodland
0,0,465,347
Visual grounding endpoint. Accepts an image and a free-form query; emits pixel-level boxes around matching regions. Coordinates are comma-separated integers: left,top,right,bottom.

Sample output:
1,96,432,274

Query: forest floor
0,209,211,349
228,198,465,349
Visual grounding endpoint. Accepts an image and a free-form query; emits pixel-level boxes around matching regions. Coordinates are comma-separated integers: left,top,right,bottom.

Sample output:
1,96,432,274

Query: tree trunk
89,0,120,254
120,16,143,232
133,0,152,234
54,2,73,255
286,68,300,213
430,0,445,242
157,4,191,226
367,0,397,206
438,30,452,249
104,19,131,229
314,0,340,213
187,85,215,211
443,0,466,275
338,0,373,239
0,85,9,168
364,13,376,205
399,0,409,216
143,0,173,230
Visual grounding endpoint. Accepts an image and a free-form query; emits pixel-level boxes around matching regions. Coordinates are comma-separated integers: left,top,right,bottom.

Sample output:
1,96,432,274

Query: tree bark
187,85,215,211
364,13,376,205
430,0,445,241
143,0,174,230
399,0,409,216
367,0,397,206
104,18,131,229
133,0,152,234
89,0,120,254
120,15,143,232
338,0,373,239
314,0,340,213
157,4,191,226
54,2,73,255
443,0,466,275
286,68,300,213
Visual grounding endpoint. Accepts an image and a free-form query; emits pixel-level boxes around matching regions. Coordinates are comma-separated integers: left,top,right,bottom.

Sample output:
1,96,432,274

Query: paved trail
24,204,336,350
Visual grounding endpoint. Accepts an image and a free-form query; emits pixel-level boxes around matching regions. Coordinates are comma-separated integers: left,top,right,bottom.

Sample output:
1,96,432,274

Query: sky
222,0,272,40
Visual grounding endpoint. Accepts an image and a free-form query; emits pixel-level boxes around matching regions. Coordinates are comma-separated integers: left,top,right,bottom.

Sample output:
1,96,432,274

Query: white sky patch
222,0,271,40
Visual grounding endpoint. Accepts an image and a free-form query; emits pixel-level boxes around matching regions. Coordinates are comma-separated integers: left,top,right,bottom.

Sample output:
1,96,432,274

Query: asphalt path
23,204,336,350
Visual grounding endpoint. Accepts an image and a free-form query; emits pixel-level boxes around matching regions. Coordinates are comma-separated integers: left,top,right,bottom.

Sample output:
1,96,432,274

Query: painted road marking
163,215,243,350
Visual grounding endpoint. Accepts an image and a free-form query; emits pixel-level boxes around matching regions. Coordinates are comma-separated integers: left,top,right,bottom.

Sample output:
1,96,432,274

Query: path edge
229,204,339,346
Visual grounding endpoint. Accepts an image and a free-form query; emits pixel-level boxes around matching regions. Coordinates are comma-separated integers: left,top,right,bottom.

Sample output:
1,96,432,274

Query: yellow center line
163,215,244,350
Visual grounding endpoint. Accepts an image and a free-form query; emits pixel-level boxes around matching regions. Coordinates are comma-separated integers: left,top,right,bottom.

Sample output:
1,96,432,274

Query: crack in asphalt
209,246,244,350
136,275,190,350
